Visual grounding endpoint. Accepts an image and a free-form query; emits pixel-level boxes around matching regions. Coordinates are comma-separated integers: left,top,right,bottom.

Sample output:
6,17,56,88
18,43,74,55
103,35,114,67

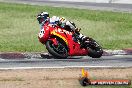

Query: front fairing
38,24,51,44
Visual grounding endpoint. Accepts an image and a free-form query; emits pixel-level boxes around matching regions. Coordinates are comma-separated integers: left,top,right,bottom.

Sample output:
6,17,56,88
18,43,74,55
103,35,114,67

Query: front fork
49,38,68,54
50,38,58,46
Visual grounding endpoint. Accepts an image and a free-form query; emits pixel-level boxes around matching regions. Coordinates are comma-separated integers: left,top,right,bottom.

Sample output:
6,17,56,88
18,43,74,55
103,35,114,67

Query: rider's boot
72,28,91,47
78,33,91,48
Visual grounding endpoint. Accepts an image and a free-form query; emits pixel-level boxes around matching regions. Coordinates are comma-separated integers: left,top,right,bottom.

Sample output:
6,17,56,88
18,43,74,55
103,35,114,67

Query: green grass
0,2,132,52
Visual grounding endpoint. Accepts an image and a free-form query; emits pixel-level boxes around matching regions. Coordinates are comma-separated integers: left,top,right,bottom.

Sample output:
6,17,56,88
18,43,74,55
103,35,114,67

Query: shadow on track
40,54,84,59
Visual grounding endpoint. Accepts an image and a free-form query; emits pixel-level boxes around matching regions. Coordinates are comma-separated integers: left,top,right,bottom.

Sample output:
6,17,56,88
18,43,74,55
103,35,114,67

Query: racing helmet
37,12,49,24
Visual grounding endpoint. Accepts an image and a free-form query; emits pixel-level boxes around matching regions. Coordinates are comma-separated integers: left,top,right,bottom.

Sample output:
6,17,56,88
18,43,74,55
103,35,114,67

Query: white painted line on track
0,67,65,70
0,66,131,70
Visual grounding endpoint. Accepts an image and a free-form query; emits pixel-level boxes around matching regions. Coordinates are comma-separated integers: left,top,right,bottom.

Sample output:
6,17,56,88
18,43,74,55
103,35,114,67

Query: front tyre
46,40,68,59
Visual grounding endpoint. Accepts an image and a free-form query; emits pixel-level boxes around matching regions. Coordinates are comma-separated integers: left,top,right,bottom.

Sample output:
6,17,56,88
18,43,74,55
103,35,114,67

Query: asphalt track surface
0,55,132,69
2,0,132,12
0,0,132,69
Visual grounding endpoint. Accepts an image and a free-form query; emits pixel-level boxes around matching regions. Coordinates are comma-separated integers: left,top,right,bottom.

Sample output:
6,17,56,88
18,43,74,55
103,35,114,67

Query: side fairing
50,28,73,46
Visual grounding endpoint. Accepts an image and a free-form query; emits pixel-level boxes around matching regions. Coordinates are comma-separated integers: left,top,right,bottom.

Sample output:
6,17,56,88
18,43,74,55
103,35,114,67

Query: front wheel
46,40,68,59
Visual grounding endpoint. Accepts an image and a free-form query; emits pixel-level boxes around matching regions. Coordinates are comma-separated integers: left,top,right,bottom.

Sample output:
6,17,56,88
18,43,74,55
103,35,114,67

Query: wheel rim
50,42,67,56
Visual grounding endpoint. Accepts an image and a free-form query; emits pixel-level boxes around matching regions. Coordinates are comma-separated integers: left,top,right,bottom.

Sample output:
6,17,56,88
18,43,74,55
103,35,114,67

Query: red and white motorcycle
38,23,103,59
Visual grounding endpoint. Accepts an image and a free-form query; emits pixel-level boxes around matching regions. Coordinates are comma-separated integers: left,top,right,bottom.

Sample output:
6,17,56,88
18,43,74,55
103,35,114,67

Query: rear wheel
46,40,68,59
87,39,103,58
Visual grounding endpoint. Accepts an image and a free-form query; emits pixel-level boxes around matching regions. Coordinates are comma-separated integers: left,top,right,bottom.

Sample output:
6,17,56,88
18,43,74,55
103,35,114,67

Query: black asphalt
0,55,132,68
1,0,132,12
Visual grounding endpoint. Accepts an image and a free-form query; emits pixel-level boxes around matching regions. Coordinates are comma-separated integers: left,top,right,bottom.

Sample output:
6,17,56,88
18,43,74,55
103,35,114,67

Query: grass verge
0,2,132,52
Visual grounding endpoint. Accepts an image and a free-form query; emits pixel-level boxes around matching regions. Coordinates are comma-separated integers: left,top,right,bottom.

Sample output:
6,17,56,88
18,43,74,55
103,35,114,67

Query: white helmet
37,12,49,24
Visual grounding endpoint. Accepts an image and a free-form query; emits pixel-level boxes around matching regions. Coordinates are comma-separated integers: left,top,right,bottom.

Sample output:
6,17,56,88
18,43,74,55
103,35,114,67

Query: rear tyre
87,39,103,58
46,40,68,59
88,46,103,58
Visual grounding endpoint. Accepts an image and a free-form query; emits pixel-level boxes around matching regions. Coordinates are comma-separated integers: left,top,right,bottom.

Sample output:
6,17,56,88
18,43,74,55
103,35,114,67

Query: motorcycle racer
37,12,103,58
37,12,90,45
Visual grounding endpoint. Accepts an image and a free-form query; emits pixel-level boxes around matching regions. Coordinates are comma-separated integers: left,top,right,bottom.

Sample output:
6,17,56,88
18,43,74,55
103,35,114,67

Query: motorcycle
38,23,103,59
